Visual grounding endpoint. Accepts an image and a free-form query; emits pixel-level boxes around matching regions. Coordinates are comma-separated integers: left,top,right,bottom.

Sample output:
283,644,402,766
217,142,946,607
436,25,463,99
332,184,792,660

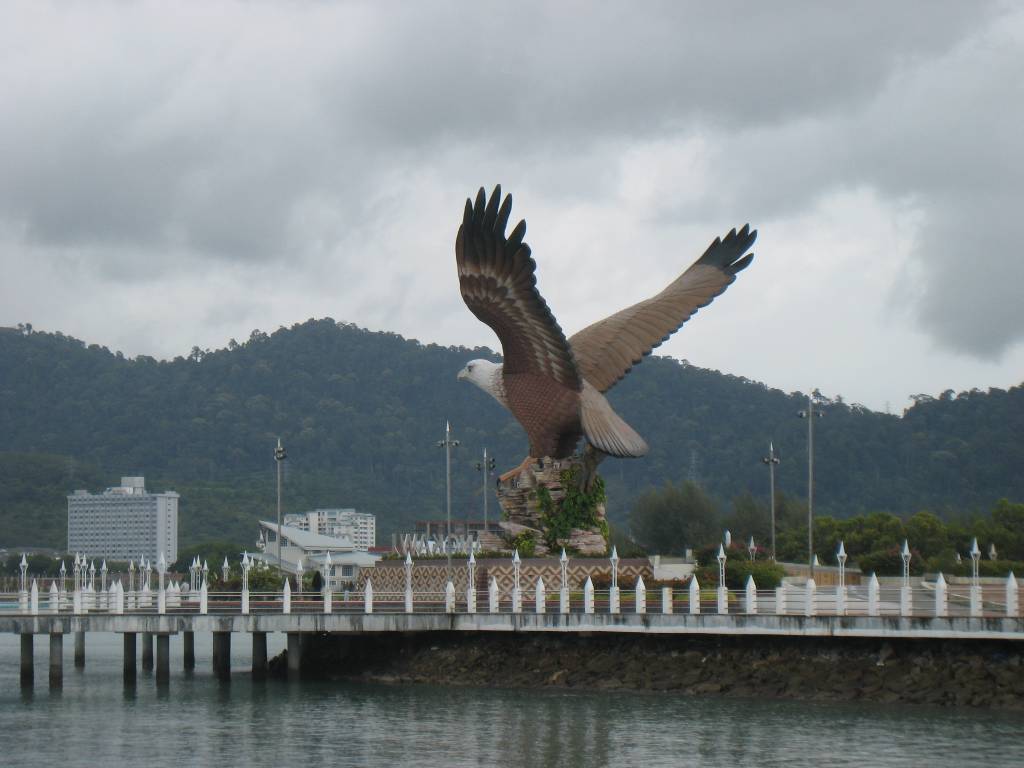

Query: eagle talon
499,456,536,484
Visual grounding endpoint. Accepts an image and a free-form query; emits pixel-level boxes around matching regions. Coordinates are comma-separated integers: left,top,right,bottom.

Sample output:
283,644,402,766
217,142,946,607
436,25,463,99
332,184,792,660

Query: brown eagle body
456,185,756,465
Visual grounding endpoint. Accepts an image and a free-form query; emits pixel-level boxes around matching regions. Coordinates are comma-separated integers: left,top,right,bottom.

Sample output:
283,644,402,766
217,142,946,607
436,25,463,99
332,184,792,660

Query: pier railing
1,572,1019,621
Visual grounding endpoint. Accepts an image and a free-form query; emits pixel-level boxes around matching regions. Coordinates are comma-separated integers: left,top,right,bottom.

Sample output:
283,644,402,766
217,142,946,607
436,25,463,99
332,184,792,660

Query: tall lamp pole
761,442,780,560
475,448,496,540
437,421,460,579
275,437,287,571
798,395,823,579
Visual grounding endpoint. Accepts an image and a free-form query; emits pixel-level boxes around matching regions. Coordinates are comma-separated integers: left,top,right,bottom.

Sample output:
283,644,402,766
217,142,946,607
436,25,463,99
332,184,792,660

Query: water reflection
1,633,1022,768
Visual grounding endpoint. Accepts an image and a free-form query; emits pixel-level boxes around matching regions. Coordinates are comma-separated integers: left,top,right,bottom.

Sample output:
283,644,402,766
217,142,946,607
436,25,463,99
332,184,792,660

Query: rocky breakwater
276,633,1024,709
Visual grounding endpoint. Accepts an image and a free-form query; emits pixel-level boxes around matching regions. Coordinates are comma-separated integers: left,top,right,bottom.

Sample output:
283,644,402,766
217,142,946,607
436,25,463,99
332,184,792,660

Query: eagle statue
456,185,756,481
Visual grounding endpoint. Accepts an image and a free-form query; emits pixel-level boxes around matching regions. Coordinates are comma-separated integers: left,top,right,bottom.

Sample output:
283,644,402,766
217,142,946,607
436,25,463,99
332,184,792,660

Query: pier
3,561,1022,687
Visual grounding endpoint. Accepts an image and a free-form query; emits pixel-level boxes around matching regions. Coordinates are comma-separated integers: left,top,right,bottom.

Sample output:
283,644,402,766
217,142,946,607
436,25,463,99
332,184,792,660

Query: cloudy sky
2,1,1022,412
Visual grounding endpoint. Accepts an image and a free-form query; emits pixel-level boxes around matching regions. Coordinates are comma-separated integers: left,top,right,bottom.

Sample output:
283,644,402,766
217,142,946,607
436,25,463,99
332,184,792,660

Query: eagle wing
569,225,756,393
456,185,581,392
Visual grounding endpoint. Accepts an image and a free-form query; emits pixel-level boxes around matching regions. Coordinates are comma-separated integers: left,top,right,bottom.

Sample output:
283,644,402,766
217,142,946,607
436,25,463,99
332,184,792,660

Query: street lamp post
836,540,848,614
475,448,496,540
747,537,756,561
19,554,28,593
798,395,824,579
970,538,981,587
716,544,728,614
761,442,781,560
437,421,460,580
274,438,287,571
901,540,912,588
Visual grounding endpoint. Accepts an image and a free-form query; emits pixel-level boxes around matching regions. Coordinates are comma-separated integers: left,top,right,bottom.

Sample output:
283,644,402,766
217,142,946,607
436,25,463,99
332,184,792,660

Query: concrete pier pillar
287,632,303,680
123,633,137,681
183,631,195,671
156,635,170,684
212,631,231,681
21,634,34,687
141,632,154,671
49,633,63,688
74,631,85,668
252,632,268,679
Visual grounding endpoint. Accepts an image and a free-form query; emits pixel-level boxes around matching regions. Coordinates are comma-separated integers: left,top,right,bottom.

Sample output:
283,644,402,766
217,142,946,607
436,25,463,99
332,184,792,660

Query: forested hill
1,320,1021,550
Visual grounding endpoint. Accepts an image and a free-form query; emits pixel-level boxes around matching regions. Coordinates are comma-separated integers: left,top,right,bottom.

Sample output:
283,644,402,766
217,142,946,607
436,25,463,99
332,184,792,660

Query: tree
629,481,719,555
723,491,770,545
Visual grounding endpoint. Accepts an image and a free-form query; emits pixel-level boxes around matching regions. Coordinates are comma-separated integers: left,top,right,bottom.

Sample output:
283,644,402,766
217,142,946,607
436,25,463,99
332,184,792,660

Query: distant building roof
258,521,356,551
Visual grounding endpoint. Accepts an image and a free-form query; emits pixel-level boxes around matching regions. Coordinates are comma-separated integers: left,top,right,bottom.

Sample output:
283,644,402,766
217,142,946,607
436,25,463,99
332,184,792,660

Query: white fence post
241,581,249,616
900,584,912,617
584,576,594,614
689,577,701,615
744,575,757,614
805,578,816,617
445,580,455,614
934,572,948,617
283,579,292,614
609,585,620,615
970,583,982,618
200,580,209,615
775,582,787,615
717,584,728,615
488,577,499,614
636,576,646,615
535,577,545,614
867,573,879,617
19,586,28,613
74,588,83,616
836,582,846,616
30,580,39,616
467,581,476,614
365,579,374,614
662,586,673,615
1005,572,1018,618
324,582,333,615
116,582,125,614
49,582,59,614
559,584,569,615
512,583,522,614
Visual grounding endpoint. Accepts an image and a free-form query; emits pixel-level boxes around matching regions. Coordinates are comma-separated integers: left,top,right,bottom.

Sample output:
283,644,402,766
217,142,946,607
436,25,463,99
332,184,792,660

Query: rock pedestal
495,455,607,556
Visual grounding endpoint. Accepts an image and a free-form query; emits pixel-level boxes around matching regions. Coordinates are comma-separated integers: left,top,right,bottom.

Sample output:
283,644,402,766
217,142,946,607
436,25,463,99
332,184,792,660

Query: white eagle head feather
457,359,507,407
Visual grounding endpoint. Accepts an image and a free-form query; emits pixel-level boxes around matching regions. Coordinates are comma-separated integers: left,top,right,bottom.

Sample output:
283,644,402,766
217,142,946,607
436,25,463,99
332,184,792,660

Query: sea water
1,633,1021,767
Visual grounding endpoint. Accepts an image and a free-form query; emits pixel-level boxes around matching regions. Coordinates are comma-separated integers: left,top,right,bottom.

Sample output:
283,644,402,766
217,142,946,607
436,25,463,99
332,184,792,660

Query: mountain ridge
1,319,1021,549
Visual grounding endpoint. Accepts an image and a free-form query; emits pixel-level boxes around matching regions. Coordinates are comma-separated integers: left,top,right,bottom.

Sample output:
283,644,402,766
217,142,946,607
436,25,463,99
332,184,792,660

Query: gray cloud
0,0,1021,406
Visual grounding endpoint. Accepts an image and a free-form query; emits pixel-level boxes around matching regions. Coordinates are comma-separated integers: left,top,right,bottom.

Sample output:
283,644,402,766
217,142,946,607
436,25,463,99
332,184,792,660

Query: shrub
694,559,785,590
854,546,925,576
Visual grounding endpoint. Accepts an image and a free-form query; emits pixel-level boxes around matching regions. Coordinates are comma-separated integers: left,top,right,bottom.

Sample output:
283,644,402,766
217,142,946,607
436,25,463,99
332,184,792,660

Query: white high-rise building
283,508,376,551
67,477,179,563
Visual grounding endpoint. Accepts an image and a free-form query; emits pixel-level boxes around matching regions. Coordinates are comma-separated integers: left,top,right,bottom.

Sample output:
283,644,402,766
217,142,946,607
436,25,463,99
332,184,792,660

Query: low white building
255,521,379,589
283,508,376,551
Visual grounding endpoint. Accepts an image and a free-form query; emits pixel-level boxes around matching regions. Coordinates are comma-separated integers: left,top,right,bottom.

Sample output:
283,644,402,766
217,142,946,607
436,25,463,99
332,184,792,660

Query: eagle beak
457,369,468,382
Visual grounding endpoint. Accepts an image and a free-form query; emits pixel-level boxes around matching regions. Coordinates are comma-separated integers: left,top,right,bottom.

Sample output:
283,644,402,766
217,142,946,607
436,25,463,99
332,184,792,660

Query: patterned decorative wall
358,557,653,595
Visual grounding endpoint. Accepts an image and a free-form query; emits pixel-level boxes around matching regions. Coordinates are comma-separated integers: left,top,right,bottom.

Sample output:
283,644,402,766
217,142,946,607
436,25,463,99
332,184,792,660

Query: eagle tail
579,382,649,458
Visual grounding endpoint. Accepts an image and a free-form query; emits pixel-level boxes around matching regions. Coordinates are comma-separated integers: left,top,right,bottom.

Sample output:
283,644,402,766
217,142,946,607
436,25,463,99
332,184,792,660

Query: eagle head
457,359,507,407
